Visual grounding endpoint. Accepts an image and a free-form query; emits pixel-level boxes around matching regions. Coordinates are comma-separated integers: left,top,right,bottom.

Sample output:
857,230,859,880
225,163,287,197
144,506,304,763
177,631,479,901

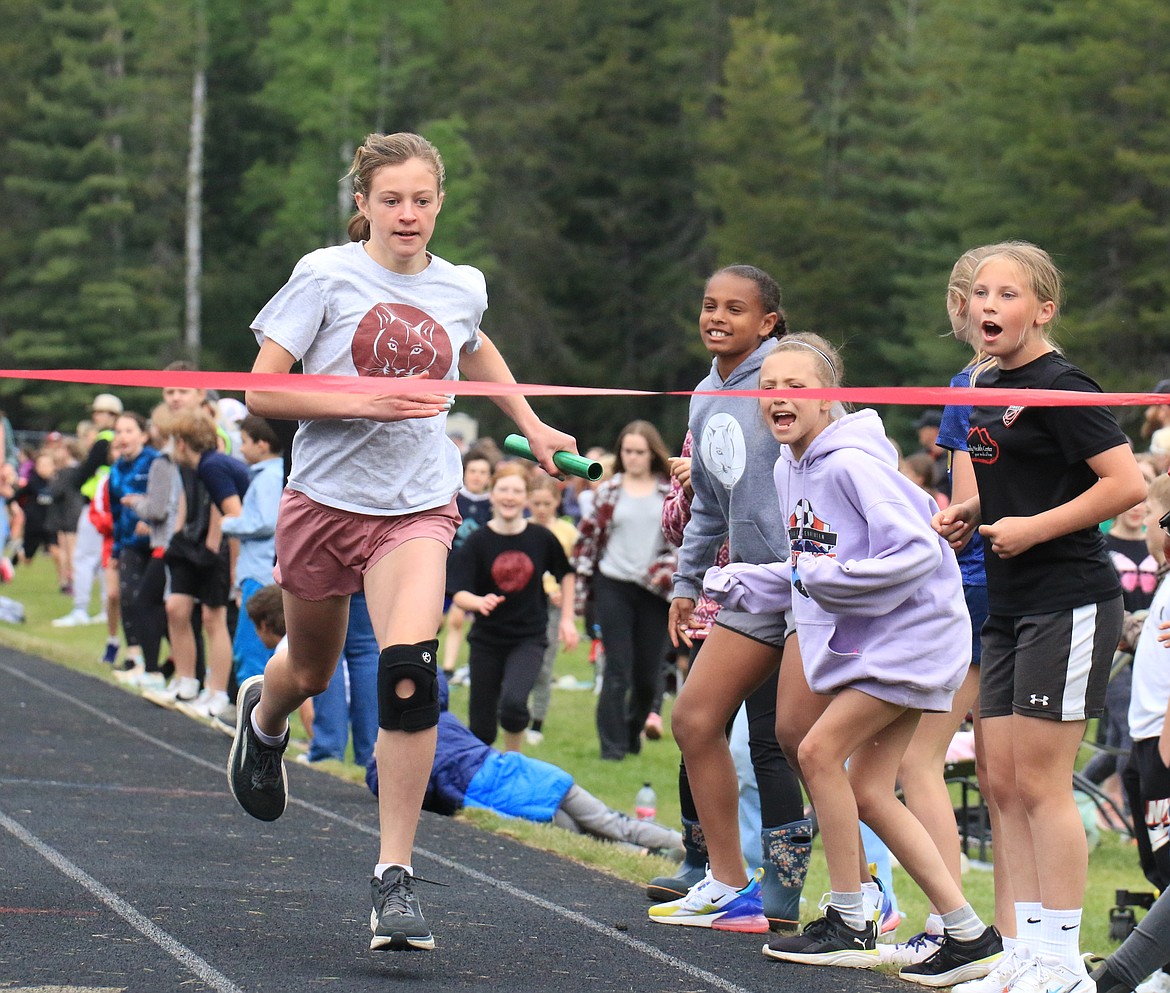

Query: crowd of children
5,129,1170,993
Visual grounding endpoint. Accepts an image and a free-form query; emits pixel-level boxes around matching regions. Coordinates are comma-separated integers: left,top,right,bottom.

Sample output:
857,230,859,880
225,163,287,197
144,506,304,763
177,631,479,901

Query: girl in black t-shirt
446,463,578,750
933,243,1146,993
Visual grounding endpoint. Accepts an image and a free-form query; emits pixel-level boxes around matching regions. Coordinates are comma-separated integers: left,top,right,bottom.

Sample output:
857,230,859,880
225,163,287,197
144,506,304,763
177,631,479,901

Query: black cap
1153,379,1170,394
913,409,943,430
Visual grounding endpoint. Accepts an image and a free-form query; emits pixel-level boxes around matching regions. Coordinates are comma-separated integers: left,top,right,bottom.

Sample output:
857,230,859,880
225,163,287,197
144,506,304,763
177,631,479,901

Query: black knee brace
377,639,440,732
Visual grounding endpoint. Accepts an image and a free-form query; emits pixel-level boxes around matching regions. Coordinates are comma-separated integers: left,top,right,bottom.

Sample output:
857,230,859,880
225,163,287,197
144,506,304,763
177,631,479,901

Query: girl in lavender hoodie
705,333,1000,985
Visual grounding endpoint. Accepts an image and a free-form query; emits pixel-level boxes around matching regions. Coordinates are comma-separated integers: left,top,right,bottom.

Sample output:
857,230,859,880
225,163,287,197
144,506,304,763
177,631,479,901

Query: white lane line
1,660,762,993
0,807,246,993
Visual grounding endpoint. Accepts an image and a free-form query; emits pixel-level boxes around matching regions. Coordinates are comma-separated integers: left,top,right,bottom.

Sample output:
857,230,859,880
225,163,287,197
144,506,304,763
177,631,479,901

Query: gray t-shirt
598,489,667,584
251,243,484,515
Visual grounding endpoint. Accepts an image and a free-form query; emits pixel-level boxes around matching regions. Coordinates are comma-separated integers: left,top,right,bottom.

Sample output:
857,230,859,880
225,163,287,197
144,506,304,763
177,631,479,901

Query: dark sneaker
762,905,879,967
370,867,435,951
227,675,288,822
899,925,1003,987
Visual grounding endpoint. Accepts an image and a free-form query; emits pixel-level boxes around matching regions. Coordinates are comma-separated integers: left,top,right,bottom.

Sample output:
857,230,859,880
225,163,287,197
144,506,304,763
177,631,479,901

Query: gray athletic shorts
979,595,1122,722
714,606,793,649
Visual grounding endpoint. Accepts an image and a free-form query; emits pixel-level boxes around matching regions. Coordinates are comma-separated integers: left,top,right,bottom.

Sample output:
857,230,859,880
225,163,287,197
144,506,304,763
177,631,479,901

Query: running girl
229,131,577,953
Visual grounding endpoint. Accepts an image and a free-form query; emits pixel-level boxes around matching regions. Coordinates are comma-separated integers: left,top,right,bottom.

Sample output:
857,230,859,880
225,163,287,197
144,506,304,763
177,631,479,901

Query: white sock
861,879,880,918
830,890,868,931
698,873,743,900
1016,901,1043,948
1002,935,1022,953
249,710,288,746
374,862,413,880
925,912,945,936
941,903,985,942
1037,907,1084,972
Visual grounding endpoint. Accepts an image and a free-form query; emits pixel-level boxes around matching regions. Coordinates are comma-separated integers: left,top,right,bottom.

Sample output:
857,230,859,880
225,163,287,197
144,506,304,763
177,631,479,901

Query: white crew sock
1037,907,1085,972
374,862,413,880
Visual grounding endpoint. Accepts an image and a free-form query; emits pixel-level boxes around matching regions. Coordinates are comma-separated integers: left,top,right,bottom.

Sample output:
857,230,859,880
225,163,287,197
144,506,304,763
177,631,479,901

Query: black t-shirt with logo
969,351,1127,615
446,522,572,646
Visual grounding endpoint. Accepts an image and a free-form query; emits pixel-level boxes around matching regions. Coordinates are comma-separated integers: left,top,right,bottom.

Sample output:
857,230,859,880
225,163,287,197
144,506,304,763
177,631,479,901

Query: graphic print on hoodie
788,498,838,600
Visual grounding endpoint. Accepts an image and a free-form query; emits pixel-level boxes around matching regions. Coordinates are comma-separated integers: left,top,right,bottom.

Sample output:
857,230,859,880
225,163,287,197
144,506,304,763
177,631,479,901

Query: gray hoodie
672,339,790,602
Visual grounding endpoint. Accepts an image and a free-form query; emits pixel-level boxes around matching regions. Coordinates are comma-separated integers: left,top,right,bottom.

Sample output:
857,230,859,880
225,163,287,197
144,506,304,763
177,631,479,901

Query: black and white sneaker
899,925,1003,987
226,675,288,822
370,867,435,951
762,906,879,967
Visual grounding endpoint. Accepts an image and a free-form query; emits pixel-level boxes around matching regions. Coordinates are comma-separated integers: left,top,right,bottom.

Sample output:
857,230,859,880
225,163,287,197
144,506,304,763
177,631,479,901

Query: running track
0,645,904,992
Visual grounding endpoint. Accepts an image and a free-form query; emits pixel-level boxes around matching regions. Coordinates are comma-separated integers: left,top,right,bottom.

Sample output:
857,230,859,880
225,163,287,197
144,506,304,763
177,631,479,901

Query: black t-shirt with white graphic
446,522,572,646
969,351,1127,615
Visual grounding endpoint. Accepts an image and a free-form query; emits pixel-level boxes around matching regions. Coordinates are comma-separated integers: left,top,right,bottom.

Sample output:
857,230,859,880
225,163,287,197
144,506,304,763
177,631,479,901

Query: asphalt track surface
0,644,905,993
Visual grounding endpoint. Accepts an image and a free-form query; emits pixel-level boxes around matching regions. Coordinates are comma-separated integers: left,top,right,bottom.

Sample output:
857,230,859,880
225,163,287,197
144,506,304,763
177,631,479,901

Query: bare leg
973,708,1014,934
363,538,448,867
1013,715,1089,909
165,592,198,680
201,604,232,694
898,665,981,903
978,715,1040,908
671,625,782,887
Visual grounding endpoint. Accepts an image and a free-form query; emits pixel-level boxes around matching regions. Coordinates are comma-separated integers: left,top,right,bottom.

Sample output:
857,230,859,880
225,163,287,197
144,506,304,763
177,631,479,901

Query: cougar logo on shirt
1002,405,1025,428
491,550,535,593
967,426,999,464
699,413,747,489
351,302,454,379
788,499,837,599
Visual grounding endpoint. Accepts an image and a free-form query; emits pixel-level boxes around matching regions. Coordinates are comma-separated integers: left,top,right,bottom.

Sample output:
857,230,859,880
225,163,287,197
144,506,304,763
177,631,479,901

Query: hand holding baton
503,434,602,481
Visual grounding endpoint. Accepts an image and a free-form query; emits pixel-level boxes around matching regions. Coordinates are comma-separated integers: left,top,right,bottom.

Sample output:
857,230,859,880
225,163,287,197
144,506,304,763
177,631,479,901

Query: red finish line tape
0,368,1166,407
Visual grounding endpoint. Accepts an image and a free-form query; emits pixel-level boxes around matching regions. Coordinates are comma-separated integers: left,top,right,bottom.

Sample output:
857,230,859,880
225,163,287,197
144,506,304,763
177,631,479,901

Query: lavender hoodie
704,409,969,712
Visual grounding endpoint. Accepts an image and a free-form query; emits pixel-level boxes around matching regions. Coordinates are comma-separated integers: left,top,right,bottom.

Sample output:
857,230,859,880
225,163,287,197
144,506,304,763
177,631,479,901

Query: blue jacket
108,447,159,556
366,674,573,822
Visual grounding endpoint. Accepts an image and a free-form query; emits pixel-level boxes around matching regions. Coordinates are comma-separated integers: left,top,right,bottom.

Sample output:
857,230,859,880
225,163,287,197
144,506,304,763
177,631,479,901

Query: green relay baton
503,434,602,481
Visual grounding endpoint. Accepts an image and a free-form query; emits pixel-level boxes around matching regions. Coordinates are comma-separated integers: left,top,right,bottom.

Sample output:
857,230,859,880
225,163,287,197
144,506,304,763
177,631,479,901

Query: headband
779,339,836,372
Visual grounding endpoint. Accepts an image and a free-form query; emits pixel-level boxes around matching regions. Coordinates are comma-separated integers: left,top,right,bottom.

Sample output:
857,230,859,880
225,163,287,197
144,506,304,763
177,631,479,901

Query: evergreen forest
2,0,1168,445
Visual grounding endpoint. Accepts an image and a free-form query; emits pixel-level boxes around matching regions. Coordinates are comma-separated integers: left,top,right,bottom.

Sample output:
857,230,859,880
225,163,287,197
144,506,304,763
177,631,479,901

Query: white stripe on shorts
1061,602,1098,720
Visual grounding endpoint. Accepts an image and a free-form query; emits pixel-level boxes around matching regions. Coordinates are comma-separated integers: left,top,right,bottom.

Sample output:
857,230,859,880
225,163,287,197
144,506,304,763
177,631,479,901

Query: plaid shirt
661,431,727,637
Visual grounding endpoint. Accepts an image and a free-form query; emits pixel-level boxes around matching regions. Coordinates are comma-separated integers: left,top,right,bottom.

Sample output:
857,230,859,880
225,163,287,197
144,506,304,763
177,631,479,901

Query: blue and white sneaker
649,868,769,933
880,930,946,965
866,871,901,942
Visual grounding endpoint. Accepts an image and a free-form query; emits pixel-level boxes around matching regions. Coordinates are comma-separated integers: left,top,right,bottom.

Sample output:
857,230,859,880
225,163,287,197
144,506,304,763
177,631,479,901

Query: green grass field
0,553,1151,959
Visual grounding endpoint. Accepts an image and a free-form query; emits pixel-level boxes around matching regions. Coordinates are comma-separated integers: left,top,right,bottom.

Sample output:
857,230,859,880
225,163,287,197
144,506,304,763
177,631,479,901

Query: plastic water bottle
635,782,657,821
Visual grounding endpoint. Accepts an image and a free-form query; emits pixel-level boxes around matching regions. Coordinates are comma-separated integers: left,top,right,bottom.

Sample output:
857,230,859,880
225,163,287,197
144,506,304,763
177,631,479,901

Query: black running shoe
899,925,1003,987
227,675,288,822
370,867,435,951
762,906,879,967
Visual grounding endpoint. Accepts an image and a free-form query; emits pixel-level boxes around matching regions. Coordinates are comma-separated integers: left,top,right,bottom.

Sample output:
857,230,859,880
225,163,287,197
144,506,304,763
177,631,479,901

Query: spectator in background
222,414,284,687
440,449,494,681
525,473,579,745
1141,379,1170,444
912,409,950,500
46,440,84,597
107,412,160,676
54,394,122,628
114,404,183,690
573,421,675,761
1149,428,1170,477
164,411,250,722
367,671,683,856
